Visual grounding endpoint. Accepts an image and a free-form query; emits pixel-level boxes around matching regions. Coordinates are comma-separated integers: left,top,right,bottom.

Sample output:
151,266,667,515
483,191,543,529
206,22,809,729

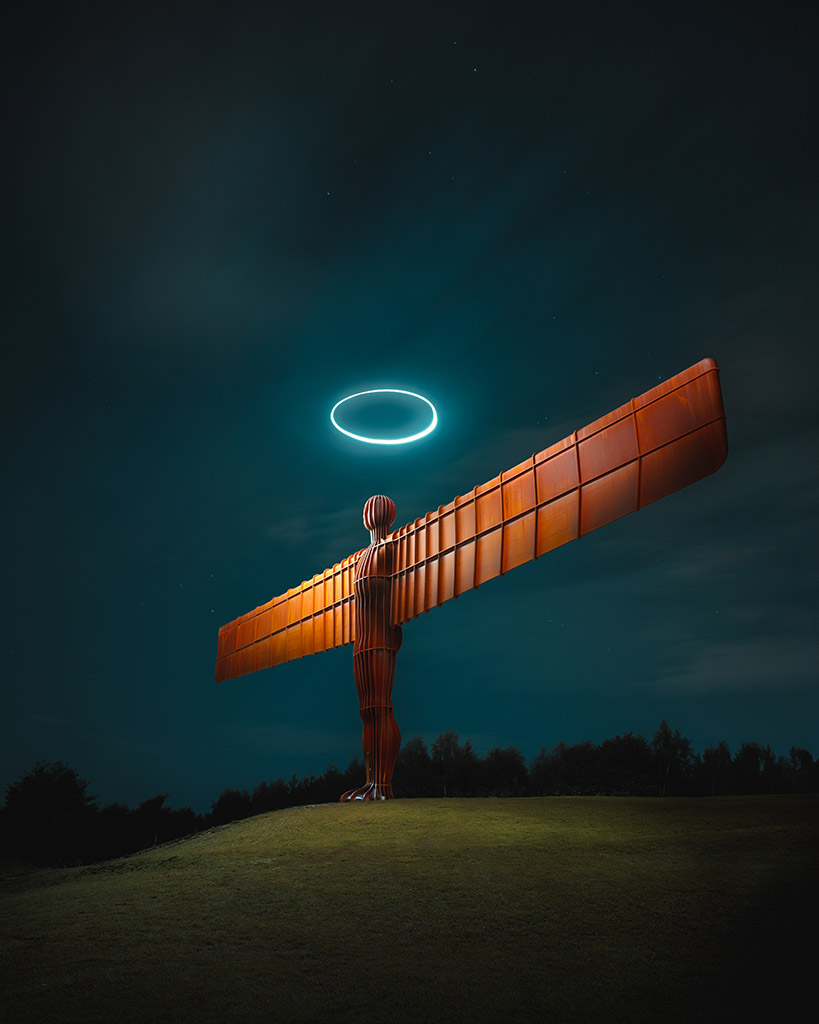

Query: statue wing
215,548,365,681
389,357,728,626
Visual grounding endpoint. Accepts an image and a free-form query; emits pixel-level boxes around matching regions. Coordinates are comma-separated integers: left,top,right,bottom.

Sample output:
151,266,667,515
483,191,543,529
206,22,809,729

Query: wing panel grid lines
388,357,727,626
214,547,365,681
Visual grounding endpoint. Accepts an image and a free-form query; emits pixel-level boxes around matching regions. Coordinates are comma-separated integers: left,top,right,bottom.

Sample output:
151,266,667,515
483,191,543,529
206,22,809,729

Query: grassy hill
2,796,816,1023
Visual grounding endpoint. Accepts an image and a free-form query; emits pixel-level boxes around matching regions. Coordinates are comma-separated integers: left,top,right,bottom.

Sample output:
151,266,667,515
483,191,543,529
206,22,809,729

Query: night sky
4,1,817,814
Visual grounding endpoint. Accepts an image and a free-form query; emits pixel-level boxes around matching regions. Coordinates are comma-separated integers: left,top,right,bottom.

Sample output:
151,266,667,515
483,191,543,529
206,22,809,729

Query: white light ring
330,388,438,445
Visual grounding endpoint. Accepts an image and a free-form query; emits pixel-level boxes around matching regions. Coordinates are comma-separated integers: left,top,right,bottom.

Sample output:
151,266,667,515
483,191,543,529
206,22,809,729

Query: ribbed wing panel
391,357,727,625
215,549,364,682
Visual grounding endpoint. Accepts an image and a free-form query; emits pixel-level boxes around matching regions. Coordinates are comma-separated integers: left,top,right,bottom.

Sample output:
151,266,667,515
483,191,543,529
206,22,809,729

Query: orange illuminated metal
216,357,728,800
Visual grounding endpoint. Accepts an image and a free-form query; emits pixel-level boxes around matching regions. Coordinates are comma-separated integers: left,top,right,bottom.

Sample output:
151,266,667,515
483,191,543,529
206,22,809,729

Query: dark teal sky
4,1,817,813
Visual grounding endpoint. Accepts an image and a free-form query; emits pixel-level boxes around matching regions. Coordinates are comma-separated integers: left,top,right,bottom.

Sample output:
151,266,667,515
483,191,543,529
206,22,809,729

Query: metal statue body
215,358,729,802
341,495,402,800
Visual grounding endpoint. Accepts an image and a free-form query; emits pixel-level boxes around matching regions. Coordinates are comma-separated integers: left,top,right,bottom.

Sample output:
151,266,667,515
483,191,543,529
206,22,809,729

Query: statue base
339,782,393,802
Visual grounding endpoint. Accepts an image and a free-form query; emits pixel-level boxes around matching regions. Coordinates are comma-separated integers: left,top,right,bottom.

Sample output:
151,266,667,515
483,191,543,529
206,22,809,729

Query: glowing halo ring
330,388,438,445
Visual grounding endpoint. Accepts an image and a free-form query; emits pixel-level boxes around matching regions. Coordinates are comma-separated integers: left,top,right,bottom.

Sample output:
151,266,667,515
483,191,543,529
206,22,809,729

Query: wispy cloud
649,633,819,695
263,501,365,576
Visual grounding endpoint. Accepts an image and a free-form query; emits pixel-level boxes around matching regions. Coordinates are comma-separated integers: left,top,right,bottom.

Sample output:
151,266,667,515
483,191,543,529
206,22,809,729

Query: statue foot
339,781,393,802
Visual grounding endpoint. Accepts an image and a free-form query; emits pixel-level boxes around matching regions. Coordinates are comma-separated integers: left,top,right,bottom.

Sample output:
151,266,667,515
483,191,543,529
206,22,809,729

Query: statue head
363,495,396,540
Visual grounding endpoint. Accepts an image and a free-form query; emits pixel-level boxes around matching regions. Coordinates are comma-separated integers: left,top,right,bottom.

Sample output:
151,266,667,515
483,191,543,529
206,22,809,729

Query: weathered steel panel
578,414,639,482
254,636,272,672
639,420,728,508
440,505,456,552
476,481,503,533
254,608,272,642
425,557,440,611
236,618,255,651
535,445,579,505
502,511,536,574
579,461,640,535
455,539,476,596
502,466,537,520
456,494,476,542
536,491,580,557
475,527,502,586
439,548,456,604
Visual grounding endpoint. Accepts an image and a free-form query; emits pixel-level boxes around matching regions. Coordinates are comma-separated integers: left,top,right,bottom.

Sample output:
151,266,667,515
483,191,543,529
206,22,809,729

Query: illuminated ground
2,796,816,1023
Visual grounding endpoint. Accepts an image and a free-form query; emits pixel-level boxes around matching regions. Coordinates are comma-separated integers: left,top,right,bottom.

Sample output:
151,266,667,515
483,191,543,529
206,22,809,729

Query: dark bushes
2,726,816,869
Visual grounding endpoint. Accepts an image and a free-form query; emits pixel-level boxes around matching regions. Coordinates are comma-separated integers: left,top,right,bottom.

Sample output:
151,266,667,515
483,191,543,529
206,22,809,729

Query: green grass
2,796,816,1023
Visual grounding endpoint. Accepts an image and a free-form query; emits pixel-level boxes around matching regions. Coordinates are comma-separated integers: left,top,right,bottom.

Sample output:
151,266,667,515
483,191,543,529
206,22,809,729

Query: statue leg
340,649,401,801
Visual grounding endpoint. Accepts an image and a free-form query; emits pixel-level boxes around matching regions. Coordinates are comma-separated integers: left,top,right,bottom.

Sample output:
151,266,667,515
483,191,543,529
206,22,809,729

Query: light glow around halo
330,388,438,445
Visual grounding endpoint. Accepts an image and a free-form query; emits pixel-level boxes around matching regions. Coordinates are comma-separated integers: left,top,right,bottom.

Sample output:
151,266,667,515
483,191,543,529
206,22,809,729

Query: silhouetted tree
129,795,200,849
456,739,481,796
251,778,291,814
341,757,363,792
209,787,253,826
131,794,171,850
169,806,200,839
598,733,654,795
393,738,435,797
89,803,130,861
305,763,345,803
530,740,604,795
731,742,781,795
482,746,529,796
432,731,480,796
528,747,553,796
651,720,694,796
3,760,98,866
786,747,816,794
700,741,733,796
286,773,314,806
759,746,783,794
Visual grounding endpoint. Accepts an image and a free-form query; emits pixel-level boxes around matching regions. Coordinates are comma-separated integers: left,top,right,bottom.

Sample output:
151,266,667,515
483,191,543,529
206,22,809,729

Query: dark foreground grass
1,796,816,1023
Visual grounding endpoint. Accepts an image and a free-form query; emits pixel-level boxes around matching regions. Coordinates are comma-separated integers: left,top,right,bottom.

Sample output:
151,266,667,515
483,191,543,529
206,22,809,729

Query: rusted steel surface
389,357,727,624
215,358,727,684
339,495,402,801
214,548,363,683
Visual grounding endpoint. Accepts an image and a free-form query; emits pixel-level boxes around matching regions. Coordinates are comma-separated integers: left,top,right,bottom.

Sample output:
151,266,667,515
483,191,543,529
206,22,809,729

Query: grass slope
2,796,817,1023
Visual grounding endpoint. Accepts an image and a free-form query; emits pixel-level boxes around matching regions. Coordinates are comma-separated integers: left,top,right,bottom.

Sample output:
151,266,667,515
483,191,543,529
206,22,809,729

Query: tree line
1,721,816,868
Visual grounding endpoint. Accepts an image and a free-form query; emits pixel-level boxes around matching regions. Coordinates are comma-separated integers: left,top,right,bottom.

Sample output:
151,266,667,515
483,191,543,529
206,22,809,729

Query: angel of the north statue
216,357,728,801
